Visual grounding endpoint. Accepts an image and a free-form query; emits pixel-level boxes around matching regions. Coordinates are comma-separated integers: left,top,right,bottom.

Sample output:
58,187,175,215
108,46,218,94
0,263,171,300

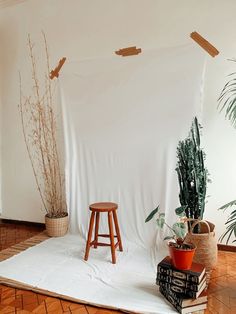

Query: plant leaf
164,236,175,241
173,222,186,239
219,200,236,211
194,117,201,146
145,205,160,222
156,216,165,228
175,206,187,216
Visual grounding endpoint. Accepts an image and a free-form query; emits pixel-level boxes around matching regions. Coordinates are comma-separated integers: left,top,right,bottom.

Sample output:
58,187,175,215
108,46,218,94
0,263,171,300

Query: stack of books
157,256,208,314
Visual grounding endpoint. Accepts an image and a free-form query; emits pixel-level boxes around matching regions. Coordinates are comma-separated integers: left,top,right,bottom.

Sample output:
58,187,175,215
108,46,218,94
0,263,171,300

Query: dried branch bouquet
19,34,67,219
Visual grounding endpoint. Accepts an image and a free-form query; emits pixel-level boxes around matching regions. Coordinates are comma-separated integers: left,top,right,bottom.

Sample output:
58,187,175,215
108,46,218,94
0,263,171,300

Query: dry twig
19,34,66,218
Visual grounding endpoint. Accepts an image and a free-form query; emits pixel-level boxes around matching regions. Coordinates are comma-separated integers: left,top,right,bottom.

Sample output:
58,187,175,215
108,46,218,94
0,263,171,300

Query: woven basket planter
45,214,68,237
185,220,217,275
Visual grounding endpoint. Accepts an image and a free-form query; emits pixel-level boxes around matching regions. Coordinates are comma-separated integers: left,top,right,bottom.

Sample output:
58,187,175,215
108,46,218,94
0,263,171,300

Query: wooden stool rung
90,240,120,248
90,240,111,247
98,234,117,238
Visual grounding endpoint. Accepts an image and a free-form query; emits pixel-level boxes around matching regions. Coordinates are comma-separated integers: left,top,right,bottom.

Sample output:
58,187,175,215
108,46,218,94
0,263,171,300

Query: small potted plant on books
145,206,195,270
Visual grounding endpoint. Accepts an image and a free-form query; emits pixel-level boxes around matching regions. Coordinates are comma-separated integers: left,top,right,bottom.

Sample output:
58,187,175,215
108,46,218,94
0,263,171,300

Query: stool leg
113,210,123,252
93,212,100,248
108,211,116,264
84,211,95,261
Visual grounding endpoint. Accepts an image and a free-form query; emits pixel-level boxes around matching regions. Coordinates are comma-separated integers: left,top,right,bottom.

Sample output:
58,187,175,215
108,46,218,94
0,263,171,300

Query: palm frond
219,200,236,211
219,203,236,244
218,61,236,128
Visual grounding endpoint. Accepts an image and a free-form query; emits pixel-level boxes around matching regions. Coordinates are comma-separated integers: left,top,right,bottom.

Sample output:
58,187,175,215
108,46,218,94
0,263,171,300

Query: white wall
0,109,1,214
1,0,236,244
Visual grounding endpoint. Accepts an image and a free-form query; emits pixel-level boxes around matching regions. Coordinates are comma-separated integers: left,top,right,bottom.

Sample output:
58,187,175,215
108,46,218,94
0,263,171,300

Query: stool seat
89,202,118,212
84,202,123,264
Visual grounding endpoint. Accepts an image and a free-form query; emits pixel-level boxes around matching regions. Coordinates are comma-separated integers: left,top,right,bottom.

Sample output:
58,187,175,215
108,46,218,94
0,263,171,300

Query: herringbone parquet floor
0,221,235,313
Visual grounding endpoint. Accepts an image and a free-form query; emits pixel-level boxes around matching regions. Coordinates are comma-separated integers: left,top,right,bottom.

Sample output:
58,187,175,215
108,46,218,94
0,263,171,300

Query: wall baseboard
0,218,45,228
218,244,236,252
0,219,236,252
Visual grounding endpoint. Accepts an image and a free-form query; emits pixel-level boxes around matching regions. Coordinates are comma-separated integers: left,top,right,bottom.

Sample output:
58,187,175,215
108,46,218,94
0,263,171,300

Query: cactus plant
175,117,210,232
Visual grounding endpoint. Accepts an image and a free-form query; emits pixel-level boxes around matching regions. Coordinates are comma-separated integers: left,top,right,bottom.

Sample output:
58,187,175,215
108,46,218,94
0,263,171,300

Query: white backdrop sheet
60,44,205,248
0,45,205,314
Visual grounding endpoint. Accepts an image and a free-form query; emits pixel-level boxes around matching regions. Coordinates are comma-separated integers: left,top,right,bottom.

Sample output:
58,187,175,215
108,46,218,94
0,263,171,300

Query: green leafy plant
145,205,192,249
218,64,236,243
175,117,210,232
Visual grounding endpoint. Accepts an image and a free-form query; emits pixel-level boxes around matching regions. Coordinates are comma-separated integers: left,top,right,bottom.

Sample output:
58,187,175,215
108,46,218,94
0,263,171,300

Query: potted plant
218,65,236,244
175,117,217,271
175,117,209,231
145,205,195,270
19,34,68,237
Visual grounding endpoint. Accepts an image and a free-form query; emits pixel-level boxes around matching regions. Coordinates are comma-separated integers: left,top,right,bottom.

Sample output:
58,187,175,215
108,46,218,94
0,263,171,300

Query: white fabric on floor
0,234,176,313
0,45,206,314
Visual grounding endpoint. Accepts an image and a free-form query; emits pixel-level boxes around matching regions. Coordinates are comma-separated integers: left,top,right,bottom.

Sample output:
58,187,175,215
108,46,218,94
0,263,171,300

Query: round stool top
89,202,118,212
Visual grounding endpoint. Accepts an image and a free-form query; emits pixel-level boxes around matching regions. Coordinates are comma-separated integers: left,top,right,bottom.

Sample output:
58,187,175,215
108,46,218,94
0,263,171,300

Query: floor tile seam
210,294,231,309
43,300,48,314
59,299,66,312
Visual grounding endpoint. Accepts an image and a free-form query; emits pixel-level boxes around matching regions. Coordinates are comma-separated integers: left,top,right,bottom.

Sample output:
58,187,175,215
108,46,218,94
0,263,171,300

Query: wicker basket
45,214,68,237
185,220,217,273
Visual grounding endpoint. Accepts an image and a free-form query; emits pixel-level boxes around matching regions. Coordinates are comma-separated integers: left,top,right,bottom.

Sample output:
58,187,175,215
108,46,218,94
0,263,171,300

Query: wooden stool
84,202,123,264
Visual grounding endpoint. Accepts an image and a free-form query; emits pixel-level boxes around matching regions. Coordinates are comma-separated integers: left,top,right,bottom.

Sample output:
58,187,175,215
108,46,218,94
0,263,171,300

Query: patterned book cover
157,256,206,284
158,279,206,299
159,285,207,314
156,272,206,291
158,284,207,307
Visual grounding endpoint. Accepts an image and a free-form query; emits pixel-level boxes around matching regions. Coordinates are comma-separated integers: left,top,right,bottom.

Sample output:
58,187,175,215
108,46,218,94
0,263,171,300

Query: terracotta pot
45,213,68,237
169,243,196,270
